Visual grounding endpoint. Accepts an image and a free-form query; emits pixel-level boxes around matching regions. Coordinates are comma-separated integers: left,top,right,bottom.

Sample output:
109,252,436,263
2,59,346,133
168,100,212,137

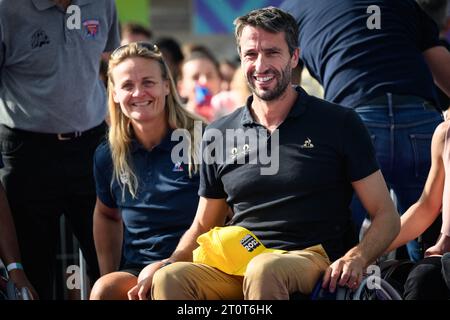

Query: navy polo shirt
280,0,440,108
94,130,199,266
199,86,379,261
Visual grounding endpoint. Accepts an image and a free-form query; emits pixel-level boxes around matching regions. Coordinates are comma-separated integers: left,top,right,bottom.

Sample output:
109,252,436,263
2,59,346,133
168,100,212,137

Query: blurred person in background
219,59,239,92
120,22,152,45
155,37,185,83
178,46,222,122
211,65,251,119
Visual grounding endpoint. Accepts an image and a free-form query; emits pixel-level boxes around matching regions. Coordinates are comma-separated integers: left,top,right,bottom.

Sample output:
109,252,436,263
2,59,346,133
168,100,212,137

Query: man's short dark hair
233,6,299,56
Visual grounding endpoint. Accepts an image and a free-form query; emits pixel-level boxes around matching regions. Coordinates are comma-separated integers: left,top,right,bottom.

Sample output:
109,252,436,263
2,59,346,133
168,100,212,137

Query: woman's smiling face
112,56,170,123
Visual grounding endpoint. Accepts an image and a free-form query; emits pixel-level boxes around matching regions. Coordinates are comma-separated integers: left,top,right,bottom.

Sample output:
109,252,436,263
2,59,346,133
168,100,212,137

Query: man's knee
244,252,325,298
152,262,193,300
244,253,287,299
245,253,280,280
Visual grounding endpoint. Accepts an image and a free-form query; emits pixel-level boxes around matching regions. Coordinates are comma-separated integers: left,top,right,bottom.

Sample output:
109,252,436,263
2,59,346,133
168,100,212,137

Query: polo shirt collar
240,86,309,126
157,129,175,152
130,129,174,153
241,95,256,126
32,0,56,10
288,86,309,118
32,0,93,11
72,0,94,6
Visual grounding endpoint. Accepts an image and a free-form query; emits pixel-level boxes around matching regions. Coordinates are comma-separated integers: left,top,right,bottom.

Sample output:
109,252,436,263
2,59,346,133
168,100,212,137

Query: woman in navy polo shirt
89,42,204,300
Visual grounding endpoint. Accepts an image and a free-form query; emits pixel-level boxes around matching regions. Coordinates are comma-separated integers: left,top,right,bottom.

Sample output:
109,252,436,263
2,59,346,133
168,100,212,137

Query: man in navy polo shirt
145,7,400,300
0,0,120,299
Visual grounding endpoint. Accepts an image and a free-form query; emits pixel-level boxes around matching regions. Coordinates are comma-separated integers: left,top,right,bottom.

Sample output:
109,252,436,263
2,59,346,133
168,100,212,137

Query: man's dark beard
248,64,292,101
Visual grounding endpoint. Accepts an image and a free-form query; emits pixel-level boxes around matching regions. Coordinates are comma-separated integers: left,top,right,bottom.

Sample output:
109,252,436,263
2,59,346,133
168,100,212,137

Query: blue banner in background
194,0,285,34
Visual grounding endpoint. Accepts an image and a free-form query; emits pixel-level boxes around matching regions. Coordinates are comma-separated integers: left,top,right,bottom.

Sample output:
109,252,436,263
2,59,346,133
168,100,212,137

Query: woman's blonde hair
107,42,204,199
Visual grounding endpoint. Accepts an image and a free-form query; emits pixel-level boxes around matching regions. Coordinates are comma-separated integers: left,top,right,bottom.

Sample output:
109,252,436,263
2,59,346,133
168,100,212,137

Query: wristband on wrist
6,262,24,272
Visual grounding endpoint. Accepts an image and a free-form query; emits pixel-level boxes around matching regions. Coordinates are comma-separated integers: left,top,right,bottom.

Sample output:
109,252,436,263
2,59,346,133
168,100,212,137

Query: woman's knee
89,272,136,300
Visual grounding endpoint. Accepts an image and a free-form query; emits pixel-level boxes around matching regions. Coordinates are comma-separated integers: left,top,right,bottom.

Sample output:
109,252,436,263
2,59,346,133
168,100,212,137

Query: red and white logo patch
82,20,99,38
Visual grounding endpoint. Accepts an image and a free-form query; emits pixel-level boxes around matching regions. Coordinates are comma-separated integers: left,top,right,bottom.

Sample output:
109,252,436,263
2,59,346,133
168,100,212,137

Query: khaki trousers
152,245,330,300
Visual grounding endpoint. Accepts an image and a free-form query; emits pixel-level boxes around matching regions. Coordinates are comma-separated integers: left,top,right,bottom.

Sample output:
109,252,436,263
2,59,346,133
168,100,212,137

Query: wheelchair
291,259,415,300
0,265,33,300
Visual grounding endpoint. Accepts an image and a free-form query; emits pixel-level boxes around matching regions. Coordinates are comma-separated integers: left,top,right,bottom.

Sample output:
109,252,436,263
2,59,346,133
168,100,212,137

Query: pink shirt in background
442,123,450,237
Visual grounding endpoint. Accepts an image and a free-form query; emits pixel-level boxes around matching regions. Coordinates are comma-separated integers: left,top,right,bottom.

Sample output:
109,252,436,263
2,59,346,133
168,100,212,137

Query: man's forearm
356,209,400,266
169,225,205,263
168,197,230,263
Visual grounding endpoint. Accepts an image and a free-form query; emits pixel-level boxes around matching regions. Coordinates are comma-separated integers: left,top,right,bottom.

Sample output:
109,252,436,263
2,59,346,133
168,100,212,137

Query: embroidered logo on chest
173,161,184,172
83,20,99,38
300,137,314,149
31,29,50,49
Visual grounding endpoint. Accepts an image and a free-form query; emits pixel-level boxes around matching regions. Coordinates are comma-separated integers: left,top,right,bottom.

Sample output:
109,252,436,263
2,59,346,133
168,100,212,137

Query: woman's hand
425,233,450,257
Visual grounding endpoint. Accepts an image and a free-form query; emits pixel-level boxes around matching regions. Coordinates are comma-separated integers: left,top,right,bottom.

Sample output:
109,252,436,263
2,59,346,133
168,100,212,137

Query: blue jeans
351,94,442,262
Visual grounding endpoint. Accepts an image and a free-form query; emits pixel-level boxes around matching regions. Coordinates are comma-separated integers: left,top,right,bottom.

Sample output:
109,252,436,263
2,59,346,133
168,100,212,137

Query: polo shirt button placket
147,152,154,184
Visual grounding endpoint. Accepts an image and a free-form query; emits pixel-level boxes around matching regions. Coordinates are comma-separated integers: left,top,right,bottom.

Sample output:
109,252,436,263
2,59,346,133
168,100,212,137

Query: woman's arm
93,197,123,276
386,121,448,252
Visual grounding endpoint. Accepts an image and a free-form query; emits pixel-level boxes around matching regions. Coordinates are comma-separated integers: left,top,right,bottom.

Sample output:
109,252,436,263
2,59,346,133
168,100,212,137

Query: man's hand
127,261,167,300
322,253,365,293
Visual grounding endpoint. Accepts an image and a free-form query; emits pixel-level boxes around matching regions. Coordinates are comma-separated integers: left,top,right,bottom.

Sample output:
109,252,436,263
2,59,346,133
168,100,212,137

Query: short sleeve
198,127,227,199
342,109,379,182
93,143,117,208
103,0,120,52
415,3,440,52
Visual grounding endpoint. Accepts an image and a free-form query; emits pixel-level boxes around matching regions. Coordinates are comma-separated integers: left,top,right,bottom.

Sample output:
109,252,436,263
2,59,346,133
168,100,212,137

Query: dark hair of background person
155,37,185,66
120,22,153,39
182,44,221,77
155,37,185,82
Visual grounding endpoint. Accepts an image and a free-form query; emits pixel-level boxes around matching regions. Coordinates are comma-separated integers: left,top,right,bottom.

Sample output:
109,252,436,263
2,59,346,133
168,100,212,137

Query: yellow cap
193,226,285,276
